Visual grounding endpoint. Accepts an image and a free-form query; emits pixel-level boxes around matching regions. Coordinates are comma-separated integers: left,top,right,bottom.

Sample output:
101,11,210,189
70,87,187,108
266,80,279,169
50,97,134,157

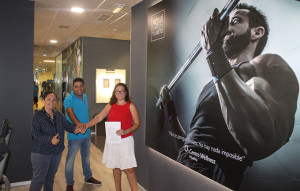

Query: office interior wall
0,0,34,183
131,1,230,190
132,0,300,190
82,37,130,120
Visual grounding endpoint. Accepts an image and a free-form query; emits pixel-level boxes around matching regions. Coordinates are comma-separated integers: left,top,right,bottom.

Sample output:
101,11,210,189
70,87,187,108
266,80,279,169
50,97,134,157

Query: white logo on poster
151,9,165,42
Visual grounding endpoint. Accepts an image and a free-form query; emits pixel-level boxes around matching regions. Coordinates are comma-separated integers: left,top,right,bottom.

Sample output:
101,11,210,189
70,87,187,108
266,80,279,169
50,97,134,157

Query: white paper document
105,122,121,144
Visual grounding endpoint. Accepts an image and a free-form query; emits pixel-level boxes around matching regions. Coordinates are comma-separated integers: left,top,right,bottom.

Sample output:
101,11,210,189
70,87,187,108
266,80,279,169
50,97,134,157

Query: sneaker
66,185,73,191
85,177,102,186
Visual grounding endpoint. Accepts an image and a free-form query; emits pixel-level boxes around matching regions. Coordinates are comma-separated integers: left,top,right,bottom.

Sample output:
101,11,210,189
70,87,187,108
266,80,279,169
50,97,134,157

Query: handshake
74,123,88,134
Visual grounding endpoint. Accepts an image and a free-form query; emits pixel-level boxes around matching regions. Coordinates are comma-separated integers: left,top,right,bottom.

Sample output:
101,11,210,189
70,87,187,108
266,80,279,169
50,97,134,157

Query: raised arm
200,8,299,160
217,54,298,160
66,107,82,126
57,112,81,134
85,104,112,128
158,85,186,149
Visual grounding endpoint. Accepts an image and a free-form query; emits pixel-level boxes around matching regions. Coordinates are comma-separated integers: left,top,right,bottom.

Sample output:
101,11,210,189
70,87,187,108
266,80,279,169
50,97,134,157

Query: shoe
66,185,73,191
85,177,102,185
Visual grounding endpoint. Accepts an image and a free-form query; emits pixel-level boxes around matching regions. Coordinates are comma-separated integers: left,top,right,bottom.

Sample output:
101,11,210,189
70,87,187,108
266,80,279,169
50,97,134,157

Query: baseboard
1,180,31,188
138,183,147,191
3,180,144,190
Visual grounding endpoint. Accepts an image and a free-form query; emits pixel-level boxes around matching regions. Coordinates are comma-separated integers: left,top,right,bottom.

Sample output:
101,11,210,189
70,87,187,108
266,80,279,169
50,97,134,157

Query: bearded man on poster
159,3,299,190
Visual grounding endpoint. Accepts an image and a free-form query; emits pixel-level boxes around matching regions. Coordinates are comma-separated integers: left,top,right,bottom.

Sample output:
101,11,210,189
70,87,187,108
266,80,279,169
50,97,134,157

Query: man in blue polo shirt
64,78,101,191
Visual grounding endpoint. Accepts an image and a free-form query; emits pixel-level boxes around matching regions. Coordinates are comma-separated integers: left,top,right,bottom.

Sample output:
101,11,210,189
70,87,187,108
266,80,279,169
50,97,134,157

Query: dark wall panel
0,0,34,183
131,1,229,190
82,37,130,119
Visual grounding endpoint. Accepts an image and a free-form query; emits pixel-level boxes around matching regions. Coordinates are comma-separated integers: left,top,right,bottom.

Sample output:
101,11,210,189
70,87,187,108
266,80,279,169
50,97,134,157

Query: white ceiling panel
33,0,142,69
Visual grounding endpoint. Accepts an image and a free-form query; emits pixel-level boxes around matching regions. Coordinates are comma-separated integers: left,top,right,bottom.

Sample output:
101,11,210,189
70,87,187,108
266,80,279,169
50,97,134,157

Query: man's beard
223,29,251,59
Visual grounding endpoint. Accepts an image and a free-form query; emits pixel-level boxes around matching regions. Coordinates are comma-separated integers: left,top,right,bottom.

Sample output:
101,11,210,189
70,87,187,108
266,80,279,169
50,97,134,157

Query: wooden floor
2,135,132,191
5,97,136,191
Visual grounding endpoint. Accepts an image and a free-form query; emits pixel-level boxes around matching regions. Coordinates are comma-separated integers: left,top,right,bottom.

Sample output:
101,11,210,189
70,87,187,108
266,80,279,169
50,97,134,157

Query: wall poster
96,69,126,103
146,0,300,190
62,38,83,95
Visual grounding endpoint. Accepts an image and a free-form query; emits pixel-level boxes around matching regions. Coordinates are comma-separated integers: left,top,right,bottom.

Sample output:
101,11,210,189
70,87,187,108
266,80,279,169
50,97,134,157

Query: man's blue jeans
30,152,62,191
65,137,92,185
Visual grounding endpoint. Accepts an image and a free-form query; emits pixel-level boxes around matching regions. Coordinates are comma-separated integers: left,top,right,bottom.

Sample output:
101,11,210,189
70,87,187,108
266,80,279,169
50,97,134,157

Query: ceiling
33,0,142,71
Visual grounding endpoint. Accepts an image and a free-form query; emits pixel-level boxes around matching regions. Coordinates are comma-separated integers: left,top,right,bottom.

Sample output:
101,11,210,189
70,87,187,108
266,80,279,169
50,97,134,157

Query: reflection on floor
91,121,106,152
91,135,106,153
1,131,133,191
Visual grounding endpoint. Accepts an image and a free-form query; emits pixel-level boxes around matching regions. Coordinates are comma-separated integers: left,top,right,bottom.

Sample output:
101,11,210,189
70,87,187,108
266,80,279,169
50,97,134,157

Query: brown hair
109,83,131,105
43,90,57,100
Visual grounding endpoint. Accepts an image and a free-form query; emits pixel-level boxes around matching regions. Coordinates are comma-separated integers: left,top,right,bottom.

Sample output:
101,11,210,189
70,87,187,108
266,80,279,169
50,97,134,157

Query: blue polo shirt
64,91,90,140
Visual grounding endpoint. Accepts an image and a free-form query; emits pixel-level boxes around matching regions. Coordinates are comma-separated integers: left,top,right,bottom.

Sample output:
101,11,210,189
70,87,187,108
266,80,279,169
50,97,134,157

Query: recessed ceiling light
43,53,47,56
44,60,55,63
112,4,125,14
49,40,57,43
71,7,84,13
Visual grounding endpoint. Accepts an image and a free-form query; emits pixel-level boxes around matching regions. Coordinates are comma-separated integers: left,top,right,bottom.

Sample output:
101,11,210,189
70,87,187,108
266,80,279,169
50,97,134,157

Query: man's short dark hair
73,77,84,85
235,3,269,57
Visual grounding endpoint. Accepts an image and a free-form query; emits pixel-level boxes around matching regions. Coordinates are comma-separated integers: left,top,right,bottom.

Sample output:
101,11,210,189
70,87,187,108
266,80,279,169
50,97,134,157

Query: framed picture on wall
103,79,109,88
115,79,120,85
96,69,126,103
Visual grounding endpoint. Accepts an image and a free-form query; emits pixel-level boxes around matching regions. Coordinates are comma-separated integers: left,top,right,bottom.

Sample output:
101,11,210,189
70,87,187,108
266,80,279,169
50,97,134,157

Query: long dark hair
109,83,131,105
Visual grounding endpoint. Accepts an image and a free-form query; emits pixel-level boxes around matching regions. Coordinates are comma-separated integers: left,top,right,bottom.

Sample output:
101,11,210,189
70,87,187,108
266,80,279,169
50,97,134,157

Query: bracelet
124,129,128,135
206,40,232,82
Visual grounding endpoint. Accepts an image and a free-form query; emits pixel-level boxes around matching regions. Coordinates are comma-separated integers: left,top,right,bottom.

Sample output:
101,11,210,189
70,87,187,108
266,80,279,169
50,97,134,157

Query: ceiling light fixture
49,40,57,43
112,4,125,14
71,7,84,13
43,60,55,63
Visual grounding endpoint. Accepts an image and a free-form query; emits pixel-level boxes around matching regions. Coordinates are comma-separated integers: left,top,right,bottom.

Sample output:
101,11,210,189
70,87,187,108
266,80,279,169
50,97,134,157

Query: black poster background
146,0,300,190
